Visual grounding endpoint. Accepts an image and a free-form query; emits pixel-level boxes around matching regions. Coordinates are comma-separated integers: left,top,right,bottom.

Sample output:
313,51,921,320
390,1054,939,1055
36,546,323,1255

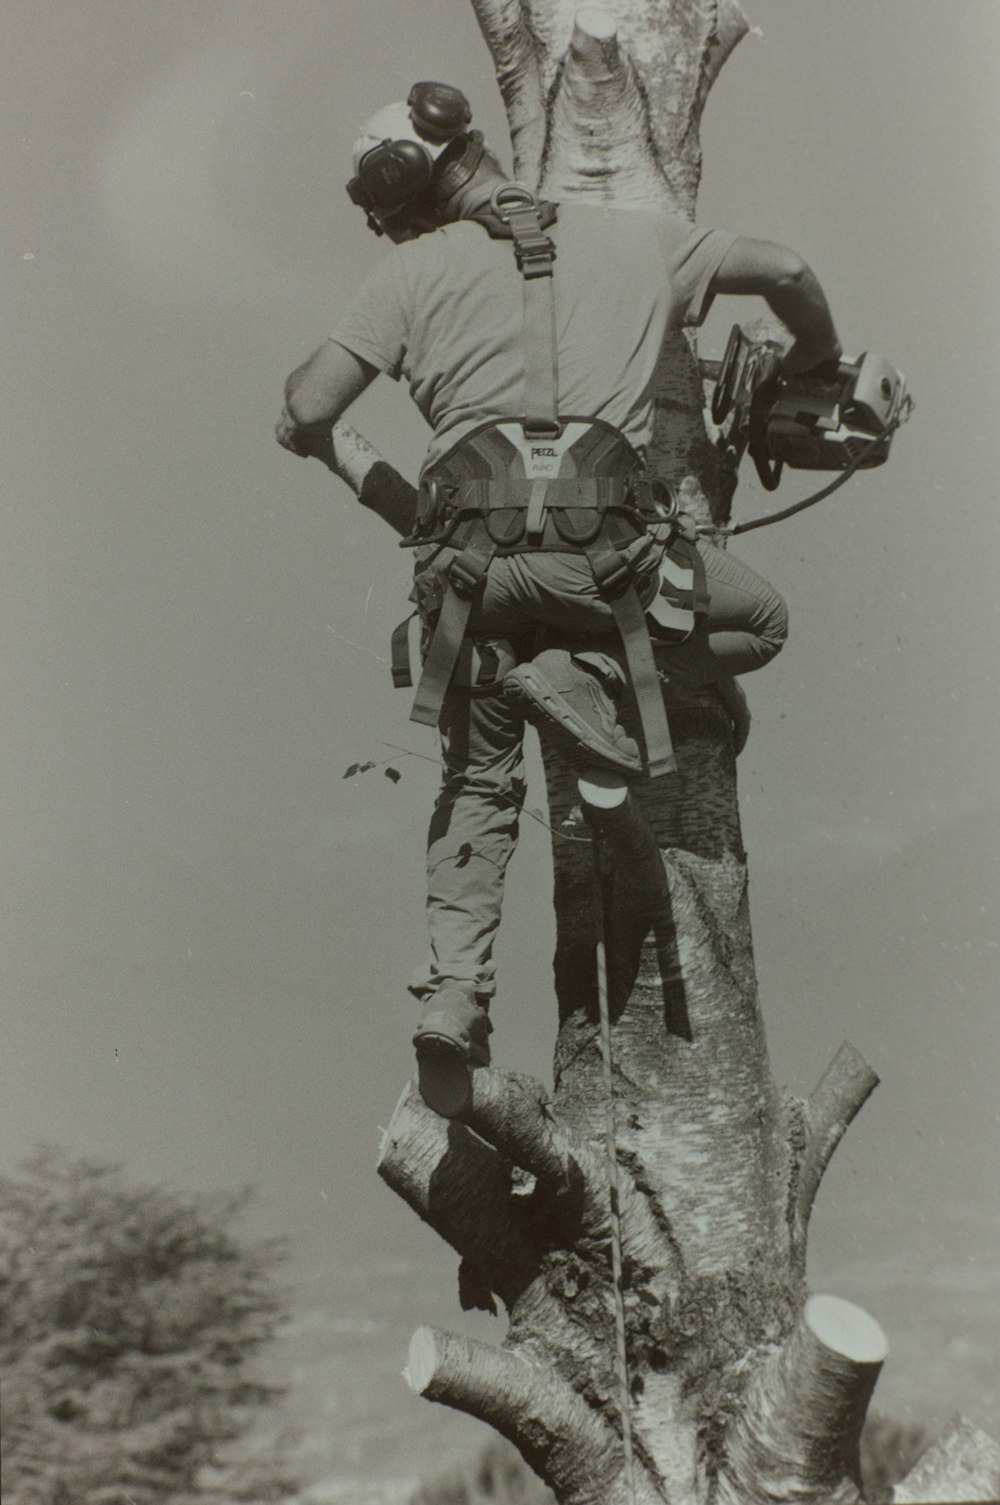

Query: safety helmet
347,82,479,234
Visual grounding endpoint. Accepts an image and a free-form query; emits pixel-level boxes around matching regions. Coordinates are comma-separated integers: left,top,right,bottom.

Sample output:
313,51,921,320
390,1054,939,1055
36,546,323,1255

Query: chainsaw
702,324,910,493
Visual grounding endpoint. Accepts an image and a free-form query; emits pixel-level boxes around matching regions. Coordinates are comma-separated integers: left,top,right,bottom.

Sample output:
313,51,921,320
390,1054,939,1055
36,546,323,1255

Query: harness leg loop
410,545,496,728
586,545,676,779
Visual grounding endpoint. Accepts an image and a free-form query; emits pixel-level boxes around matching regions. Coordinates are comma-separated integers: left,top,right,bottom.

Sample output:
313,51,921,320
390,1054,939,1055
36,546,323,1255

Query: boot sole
414,1034,475,1118
505,668,642,776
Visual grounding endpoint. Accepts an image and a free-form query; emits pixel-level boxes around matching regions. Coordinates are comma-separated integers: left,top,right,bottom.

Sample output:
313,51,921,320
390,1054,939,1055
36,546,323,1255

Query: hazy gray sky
3,0,999,1487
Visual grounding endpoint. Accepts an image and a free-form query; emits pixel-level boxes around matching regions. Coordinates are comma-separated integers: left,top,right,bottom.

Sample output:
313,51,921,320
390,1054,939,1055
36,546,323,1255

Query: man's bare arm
277,338,379,439
276,342,417,536
711,238,842,374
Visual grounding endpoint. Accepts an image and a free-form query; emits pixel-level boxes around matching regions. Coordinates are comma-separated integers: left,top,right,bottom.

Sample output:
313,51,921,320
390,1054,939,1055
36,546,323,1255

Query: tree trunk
314,4,998,1500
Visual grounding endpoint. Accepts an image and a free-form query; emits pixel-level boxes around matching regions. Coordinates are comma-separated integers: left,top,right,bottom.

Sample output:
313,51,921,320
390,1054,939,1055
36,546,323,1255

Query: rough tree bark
319,4,1000,1501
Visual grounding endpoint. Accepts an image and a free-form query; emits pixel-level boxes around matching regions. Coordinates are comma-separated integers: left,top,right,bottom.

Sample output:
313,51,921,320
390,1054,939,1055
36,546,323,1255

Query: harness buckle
513,238,556,280
588,548,633,600
489,186,556,280
448,547,490,599
489,182,540,219
522,418,563,441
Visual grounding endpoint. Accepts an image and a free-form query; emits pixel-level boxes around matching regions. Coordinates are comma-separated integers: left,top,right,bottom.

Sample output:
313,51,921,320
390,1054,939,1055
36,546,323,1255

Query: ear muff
355,137,434,213
407,82,472,142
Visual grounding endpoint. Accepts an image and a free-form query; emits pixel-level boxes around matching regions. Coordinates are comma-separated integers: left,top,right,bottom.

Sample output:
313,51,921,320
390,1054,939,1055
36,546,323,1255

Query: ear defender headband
347,82,481,234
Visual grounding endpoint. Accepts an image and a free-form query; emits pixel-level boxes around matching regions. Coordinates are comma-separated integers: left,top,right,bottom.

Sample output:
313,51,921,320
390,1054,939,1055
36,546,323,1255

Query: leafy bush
0,1147,299,1504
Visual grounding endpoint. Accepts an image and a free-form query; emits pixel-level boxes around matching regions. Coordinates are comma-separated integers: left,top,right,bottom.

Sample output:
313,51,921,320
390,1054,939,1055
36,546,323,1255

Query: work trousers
408,540,788,1004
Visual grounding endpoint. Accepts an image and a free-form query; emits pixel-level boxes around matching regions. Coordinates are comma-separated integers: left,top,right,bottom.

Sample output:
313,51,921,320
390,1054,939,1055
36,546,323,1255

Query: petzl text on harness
402,184,684,778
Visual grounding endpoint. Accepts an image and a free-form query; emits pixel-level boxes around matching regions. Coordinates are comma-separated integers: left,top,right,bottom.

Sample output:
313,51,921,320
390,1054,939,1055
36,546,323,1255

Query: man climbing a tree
276,82,841,1115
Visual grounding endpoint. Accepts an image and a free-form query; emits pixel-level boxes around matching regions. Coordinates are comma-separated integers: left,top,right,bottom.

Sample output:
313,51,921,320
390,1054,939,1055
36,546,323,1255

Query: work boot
413,984,492,1118
504,648,642,777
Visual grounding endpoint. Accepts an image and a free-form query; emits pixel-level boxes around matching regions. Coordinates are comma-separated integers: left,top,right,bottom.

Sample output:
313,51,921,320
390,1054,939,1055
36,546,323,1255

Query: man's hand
275,408,309,456
713,239,842,382
275,409,338,466
277,344,379,466
780,337,843,379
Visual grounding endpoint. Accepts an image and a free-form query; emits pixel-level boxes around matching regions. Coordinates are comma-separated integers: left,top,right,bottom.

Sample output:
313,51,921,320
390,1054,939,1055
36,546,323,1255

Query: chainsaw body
707,324,909,491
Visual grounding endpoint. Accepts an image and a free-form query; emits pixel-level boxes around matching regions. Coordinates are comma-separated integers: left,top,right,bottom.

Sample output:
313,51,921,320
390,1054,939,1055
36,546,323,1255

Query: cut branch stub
377,1082,538,1309
719,1294,887,1505
541,10,669,206
408,1329,627,1504
406,1325,665,1505
795,1042,880,1239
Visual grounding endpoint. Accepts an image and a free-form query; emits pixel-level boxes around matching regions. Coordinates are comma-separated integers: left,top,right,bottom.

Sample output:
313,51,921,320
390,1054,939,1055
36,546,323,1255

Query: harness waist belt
403,417,650,552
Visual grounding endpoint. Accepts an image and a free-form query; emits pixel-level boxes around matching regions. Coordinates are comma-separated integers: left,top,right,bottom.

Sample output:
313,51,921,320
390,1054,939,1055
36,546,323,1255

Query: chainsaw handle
747,361,783,491
752,449,783,492
711,324,743,424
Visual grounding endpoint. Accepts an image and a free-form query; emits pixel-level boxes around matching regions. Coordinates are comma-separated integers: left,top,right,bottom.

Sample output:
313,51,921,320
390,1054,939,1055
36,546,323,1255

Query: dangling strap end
391,613,416,689
524,479,549,543
409,698,442,728
645,750,678,779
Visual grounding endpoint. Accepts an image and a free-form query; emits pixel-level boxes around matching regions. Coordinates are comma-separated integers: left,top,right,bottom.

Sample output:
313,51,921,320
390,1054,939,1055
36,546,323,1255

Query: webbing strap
525,479,549,542
522,272,558,436
691,535,710,617
409,546,496,727
391,613,415,689
587,545,675,779
451,474,630,516
500,196,559,438
608,587,676,779
590,834,638,1503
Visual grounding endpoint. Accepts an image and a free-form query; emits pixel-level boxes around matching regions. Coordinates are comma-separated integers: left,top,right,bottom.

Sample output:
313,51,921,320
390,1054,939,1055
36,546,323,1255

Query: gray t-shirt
331,202,735,467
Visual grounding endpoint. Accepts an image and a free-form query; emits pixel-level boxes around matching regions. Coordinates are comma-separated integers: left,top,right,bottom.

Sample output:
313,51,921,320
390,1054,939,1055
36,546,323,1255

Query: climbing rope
590,834,638,1503
699,395,914,539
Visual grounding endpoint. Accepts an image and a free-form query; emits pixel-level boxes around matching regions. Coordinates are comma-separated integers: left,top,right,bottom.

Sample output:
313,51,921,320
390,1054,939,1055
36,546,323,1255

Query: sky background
3,1,999,1499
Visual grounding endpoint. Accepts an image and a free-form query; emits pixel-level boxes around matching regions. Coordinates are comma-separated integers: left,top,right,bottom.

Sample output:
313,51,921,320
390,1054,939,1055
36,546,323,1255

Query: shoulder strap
433,130,488,214
471,185,560,439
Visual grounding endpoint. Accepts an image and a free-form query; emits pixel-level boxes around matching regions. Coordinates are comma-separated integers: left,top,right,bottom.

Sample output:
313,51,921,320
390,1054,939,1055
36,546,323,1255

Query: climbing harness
392,182,707,780
590,829,638,1501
